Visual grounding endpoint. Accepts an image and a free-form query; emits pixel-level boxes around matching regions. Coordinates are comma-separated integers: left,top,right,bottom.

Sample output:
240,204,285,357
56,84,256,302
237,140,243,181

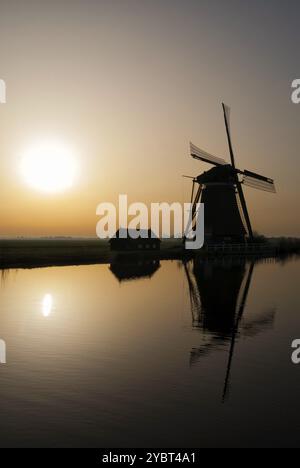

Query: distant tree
252,231,267,244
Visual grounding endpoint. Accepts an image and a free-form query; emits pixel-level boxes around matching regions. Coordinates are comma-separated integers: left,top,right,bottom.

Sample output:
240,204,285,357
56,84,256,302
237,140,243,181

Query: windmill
186,103,276,243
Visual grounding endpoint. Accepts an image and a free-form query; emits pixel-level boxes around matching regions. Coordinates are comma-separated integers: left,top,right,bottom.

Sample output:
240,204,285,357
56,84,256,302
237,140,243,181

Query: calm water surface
0,257,299,447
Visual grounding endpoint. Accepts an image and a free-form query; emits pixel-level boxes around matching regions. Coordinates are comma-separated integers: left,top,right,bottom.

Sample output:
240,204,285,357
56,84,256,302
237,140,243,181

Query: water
0,257,299,447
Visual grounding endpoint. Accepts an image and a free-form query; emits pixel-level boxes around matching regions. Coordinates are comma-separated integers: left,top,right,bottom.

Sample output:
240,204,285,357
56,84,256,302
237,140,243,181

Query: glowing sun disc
20,140,77,193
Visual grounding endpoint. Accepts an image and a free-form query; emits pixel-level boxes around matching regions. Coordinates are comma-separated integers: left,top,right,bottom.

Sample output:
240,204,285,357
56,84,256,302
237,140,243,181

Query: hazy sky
0,0,299,237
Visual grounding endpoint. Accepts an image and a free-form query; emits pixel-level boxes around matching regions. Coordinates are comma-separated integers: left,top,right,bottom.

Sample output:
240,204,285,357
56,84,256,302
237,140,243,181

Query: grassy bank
0,238,183,269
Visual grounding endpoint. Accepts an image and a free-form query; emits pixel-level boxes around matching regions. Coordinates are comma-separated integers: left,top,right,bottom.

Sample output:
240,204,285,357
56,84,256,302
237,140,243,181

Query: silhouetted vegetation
252,231,268,244
268,237,300,254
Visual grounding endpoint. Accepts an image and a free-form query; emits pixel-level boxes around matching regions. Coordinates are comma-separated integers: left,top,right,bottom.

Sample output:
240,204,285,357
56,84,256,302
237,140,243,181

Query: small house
109,229,161,252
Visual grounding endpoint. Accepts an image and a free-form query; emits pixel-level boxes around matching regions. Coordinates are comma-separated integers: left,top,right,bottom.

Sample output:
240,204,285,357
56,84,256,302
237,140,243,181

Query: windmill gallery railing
203,243,276,255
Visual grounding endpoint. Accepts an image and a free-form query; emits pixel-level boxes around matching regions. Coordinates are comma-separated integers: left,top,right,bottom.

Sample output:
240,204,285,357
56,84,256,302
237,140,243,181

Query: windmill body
187,104,276,245
196,165,246,243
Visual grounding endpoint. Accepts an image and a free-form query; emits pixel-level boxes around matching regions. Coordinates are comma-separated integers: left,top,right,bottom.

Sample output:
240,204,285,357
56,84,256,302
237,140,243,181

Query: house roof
109,228,161,241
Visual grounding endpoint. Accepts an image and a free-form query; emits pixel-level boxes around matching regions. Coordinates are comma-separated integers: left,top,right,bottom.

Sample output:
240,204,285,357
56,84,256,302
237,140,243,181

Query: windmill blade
243,169,274,184
184,184,202,237
221,103,253,239
190,178,195,204
222,103,236,168
236,181,254,239
191,185,202,222
242,175,276,193
242,170,276,193
190,142,227,167
223,103,231,135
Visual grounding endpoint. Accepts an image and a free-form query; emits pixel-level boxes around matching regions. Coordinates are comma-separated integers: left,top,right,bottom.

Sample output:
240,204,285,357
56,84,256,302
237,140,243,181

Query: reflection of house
110,257,160,282
109,229,161,252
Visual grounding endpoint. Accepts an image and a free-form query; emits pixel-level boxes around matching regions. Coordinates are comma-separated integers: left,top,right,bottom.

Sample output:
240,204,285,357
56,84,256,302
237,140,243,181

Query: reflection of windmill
186,104,276,243
184,259,276,401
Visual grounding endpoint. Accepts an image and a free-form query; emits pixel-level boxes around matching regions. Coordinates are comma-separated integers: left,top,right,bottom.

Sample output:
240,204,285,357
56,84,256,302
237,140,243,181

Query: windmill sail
222,102,236,168
235,181,253,238
190,142,227,166
223,104,231,135
221,103,254,238
243,169,274,183
243,174,276,193
242,169,276,193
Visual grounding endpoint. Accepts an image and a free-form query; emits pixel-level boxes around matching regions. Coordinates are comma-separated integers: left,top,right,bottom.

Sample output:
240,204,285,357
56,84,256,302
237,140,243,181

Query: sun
20,140,78,193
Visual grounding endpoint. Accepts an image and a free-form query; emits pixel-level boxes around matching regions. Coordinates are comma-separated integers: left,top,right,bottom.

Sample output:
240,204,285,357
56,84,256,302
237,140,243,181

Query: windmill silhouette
186,104,276,243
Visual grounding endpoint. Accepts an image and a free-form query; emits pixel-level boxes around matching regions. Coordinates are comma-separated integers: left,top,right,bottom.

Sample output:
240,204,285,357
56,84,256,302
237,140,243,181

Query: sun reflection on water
42,293,53,317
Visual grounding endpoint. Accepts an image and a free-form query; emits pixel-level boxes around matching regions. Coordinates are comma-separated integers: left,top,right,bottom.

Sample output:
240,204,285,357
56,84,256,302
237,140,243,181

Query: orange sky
0,0,299,237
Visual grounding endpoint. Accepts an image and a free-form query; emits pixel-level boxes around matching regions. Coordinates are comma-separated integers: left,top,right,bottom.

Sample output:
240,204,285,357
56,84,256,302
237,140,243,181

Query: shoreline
0,238,299,270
